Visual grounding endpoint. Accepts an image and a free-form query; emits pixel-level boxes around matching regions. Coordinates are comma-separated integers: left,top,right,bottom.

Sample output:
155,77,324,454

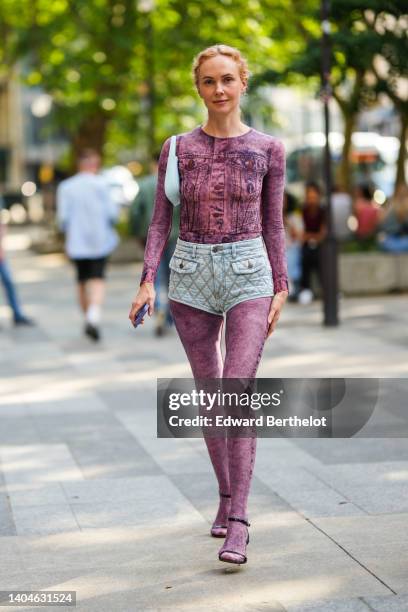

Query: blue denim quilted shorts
168,236,274,315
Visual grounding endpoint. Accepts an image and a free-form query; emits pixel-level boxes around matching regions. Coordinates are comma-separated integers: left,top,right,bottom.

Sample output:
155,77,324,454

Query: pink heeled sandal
218,517,250,564
210,492,231,538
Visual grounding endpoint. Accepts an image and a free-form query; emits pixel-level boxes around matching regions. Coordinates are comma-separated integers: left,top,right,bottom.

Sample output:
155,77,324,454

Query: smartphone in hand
132,303,149,328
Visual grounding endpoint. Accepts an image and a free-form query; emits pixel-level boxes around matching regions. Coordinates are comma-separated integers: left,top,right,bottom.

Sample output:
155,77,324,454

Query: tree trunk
394,109,408,194
145,17,156,160
71,112,109,170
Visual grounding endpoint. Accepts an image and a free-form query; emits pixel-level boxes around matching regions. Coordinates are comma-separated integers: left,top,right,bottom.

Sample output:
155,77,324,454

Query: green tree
364,9,407,189
0,0,286,166
254,0,407,193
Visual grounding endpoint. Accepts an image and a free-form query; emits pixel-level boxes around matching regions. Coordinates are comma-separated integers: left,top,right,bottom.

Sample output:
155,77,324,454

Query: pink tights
169,296,272,523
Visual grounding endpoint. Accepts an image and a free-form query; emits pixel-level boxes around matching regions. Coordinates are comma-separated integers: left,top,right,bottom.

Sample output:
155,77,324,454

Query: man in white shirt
57,149,119,341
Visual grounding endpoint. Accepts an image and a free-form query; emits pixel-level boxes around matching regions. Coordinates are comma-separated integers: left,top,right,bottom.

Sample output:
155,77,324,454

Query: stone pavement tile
0,566,284,612
62,478,165,504
359,380,408,427
65,351,131,376
379,380,408,422
285,597,371,611
70,475,203,529
0,403,28,418
25,394,109,416
1,360,68,380
1,341,66,367
303,461,408,491
5,524,206,572
236,514,391,603
363,594,408,611
8,326,50,344
12,503,80,536
260,335,408,376
272,488,366,519
67,435,161,480
0,569,30,590
314,513,408,546
0,336,14,359
335,483,408,514
98,388,157,414
1,374,79,406
314,514,408,592
0,463,8,494
0,445,83,486
256,438,323,470
341,548,408,596
289,438,408,464
115,410,211,476
0,418,40,445
115,342,182,367
0,540,25,572
32,411,129,443
254,459,366,518
255,464,333,494
90,546,388,610
7,484,67,508
0,531,388,612
0,493,16,536
355,406,408,438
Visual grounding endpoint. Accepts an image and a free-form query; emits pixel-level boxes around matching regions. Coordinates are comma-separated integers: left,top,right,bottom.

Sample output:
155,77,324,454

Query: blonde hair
192,44,250,90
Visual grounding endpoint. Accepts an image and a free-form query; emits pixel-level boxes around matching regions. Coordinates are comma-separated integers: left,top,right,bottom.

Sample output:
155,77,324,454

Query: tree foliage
255,0,407,190
0,0,289,164
0,0,406,189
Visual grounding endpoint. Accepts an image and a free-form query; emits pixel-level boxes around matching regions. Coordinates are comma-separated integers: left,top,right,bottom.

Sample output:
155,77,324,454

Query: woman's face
196,55,246,115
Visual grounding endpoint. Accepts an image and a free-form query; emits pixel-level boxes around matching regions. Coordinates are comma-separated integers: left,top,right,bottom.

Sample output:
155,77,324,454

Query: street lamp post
139,0,156,160
320,0,339,326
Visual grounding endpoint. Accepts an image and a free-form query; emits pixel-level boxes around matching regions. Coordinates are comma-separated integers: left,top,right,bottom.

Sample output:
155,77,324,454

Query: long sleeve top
57,172,119,259
140,126,289,293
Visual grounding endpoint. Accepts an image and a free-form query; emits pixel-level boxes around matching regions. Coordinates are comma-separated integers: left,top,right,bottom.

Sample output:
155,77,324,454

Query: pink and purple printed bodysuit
140,127,288,556
140,126,289,294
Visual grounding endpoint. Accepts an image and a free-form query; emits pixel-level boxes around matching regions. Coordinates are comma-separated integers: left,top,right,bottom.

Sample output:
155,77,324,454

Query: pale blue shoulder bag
164,135,180,207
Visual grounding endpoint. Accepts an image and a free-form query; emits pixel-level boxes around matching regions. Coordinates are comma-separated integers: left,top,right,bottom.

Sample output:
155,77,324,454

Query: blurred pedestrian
299,181,327,304
353,183,380,241
56,149,119,341
378,183,408,253
283,191,303,301
130,155,179,336
331,184,352,241
0,197,34,327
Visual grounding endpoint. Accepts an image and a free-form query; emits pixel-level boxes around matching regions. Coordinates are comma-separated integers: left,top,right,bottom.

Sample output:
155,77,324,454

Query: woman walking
129,44,289,565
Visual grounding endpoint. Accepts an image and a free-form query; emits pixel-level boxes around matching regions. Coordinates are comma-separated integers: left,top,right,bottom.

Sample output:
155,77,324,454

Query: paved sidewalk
0,239,408,611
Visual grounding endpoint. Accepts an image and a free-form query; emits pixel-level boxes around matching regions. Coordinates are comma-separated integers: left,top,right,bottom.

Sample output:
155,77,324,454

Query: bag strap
164,134,180,207
169,134,177,159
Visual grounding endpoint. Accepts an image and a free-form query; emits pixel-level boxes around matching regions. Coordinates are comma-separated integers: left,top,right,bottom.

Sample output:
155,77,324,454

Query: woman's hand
128,282,156,326
267,290,288,338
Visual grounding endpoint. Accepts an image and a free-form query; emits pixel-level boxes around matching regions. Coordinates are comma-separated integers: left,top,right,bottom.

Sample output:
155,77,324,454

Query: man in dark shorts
57,149,119,341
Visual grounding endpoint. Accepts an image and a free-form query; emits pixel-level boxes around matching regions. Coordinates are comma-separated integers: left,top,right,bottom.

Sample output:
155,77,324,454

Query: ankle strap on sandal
228,516,250,527
219,492,231,498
